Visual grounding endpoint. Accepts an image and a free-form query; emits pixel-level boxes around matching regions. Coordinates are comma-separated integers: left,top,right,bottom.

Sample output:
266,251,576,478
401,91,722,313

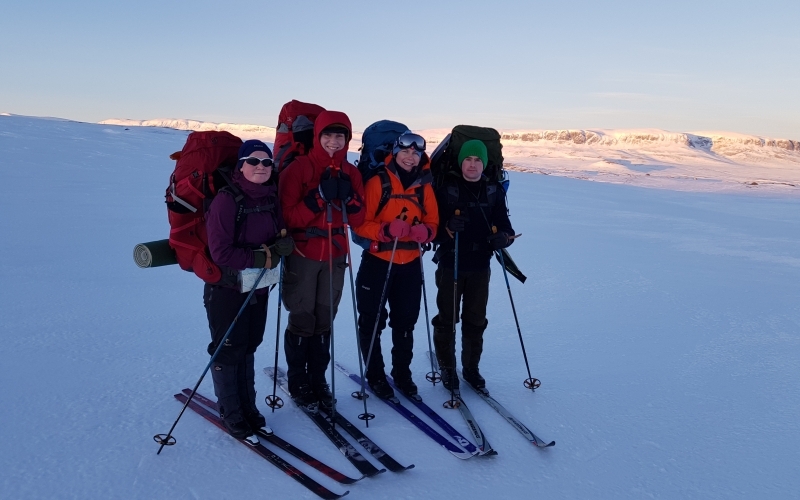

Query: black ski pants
356,252,422,383
431,266,490,370
204,284,268,366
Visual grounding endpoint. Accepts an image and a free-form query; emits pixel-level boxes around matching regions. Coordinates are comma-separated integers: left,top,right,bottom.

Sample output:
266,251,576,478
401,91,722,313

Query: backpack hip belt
293,226,345,250
369,240,419,253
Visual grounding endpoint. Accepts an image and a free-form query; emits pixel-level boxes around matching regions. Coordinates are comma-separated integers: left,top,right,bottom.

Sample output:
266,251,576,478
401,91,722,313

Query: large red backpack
165,131,243,283
273,100,326,172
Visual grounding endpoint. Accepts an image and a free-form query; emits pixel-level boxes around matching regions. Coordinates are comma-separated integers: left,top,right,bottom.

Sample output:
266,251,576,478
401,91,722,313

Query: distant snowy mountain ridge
98,117,800,195
100,117,799,155
99,118,276,140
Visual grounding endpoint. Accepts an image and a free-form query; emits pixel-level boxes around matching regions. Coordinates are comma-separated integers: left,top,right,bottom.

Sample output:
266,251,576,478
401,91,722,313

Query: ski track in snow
1,114,799,499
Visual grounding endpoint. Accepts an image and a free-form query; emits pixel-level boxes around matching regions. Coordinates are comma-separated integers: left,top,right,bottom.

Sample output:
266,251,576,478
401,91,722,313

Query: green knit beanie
458,139,488,170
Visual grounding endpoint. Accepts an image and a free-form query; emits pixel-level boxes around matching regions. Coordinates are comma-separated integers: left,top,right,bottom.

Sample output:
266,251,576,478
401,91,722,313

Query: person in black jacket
432,140,514,391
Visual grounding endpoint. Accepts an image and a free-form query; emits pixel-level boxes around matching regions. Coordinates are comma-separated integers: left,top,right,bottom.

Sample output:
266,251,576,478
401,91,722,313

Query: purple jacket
207,168,285,282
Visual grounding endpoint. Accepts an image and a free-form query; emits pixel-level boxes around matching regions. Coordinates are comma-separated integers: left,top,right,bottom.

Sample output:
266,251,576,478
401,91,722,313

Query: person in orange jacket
353,131,438,399
278,110,365,406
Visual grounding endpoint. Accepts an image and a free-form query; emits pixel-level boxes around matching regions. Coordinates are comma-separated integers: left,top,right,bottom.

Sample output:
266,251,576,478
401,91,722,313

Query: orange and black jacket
354,155,439,265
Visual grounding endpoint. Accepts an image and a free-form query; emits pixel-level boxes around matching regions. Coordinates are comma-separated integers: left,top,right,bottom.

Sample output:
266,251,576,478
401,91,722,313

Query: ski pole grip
279,228,287,238
492,225,498,234
455,209,460,216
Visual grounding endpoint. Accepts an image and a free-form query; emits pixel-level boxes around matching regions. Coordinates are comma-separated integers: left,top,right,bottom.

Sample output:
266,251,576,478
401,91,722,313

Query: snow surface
2,114,800,499
103,117,800,197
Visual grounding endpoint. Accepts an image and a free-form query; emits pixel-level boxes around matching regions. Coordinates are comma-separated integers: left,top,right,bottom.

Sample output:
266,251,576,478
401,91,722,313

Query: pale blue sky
1,0,798,137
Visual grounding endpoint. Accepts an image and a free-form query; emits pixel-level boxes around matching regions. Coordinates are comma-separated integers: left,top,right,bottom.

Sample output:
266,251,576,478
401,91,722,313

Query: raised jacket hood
308,110,353,168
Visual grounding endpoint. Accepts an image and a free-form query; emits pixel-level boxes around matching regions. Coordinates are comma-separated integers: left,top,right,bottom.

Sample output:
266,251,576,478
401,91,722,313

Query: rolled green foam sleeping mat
134,239,178,268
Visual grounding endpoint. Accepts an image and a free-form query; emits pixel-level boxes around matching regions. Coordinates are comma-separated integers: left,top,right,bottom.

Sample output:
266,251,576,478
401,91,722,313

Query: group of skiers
203,109,514,440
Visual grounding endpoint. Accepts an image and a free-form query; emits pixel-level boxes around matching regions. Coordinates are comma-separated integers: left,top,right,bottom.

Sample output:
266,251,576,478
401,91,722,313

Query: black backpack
430,125,508,192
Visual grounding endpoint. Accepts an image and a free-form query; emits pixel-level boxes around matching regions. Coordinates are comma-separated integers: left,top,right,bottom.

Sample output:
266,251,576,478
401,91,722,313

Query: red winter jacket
278,111,365,261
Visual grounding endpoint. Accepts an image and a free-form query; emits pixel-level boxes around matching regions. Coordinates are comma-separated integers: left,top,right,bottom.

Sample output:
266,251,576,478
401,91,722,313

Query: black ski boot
308,333,334,407
369,376,395,399
313,382,335,408
211,363,254,439
239,354,267,430
440,367,460,391
393,376,418,398
462,367,485,390
290,383,318,408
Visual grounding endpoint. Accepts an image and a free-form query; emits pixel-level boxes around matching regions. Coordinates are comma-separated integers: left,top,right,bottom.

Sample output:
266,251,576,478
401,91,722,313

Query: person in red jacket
278,110,365,406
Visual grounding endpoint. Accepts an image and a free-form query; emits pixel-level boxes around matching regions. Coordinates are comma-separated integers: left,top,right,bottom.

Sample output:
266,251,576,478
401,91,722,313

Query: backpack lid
357,119,409,182
431,125,504,186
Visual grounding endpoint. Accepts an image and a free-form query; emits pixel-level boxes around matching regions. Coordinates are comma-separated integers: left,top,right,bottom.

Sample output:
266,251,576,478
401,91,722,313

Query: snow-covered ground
2,114,799,499
100,116,800,196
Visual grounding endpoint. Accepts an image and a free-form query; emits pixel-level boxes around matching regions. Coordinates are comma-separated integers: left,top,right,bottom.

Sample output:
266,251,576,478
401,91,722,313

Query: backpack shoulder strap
374,169,393,216
214,185,251,246
446,183,460,205
486,183,498,207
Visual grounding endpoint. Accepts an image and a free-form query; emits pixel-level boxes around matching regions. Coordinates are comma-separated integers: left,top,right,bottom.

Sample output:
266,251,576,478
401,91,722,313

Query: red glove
409,224,433,244
384,219,410,239
377,222,393,242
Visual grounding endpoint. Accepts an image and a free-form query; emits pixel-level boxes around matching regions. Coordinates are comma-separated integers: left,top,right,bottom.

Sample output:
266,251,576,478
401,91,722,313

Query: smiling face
240,151,273,184
395,148,421,172
319,132,346,157
461,156,484,182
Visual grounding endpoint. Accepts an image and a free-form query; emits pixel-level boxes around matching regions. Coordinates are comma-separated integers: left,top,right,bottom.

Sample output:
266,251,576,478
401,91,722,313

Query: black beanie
237,140,273,169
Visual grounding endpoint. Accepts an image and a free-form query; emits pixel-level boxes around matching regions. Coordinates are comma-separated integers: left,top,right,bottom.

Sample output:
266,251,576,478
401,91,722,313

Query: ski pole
266,230,288,411
413,218,439,386
155,266,269,454
443,210,461,409
493,226,540,391
326,201,338,429
341,208,374,426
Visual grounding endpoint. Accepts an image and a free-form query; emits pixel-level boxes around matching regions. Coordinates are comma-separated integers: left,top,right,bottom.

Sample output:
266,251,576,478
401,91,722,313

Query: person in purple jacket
204,139,294,439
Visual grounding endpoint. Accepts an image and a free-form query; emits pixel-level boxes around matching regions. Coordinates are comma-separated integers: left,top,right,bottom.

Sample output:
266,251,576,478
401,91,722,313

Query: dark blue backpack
352,120,410,250
356,120,409,182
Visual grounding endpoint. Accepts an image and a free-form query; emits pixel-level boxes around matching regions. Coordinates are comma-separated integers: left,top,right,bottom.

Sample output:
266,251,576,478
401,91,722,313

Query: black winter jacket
434,173,513,271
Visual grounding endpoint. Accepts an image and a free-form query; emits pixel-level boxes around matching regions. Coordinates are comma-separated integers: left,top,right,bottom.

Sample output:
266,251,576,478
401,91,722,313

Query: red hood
308,110,353,168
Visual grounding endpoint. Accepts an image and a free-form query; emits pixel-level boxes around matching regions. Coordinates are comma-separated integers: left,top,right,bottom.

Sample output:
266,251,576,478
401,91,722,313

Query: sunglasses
240,157,275,168
396,133,426,152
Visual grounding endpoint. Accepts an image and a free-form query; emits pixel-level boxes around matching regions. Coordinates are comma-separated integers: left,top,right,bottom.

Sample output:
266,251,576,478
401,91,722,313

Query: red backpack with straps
165,131,243,283
273,100,326,173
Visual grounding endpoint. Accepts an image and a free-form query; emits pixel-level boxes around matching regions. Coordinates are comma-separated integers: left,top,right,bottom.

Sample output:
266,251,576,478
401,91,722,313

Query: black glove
303,189,324,213
337,171,353,202
447,214,469,233
271,236,295,257
345,195,362,214
267,251,281,269
488,231,510,250
318,169,338,202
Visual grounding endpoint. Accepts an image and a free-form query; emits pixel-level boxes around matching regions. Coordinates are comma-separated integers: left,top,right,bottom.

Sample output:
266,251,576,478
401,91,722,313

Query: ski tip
534,440,556,448
479,449,498,457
